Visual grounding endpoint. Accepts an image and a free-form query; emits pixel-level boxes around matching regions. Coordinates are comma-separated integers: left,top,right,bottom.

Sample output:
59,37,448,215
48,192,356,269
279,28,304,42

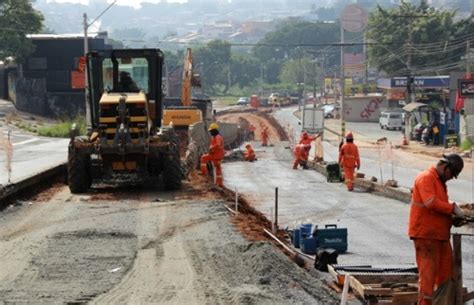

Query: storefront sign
440,112,446,125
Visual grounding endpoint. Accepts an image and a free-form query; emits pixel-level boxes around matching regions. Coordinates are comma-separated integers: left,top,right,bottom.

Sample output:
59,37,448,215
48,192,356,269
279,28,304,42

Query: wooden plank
350,275,367,298
391,292,418,305
464,291,474,302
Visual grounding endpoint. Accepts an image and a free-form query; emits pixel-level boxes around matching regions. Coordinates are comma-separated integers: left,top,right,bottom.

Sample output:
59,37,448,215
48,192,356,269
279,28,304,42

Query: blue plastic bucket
299,223,312,248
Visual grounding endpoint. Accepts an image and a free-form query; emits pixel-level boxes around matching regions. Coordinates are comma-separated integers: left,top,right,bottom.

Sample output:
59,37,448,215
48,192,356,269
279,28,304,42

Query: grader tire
163,137,183,190
68,140,92,194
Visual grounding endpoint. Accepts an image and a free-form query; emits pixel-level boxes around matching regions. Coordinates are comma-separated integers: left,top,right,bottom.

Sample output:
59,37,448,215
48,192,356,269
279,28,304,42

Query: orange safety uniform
261,127,269,146
298,134,319,161
293,144,310,169
200,133,225,186
243,145,256,162
248,124,256,140
408,166,455,305
338,142,360,191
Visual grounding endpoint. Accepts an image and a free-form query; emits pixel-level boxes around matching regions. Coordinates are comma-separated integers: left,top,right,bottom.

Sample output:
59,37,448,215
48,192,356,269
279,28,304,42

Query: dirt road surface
0,175,340,304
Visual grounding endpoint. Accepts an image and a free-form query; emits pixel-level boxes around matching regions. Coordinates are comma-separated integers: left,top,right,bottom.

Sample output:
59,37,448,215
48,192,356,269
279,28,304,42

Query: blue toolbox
313,224,348,253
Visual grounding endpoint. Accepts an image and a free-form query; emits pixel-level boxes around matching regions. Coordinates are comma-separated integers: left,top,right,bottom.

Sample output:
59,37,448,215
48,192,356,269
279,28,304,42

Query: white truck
379,111,403,130
302,106,325,134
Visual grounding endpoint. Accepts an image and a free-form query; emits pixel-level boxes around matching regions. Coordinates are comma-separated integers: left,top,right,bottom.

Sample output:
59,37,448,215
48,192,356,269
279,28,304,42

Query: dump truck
67,49,182,193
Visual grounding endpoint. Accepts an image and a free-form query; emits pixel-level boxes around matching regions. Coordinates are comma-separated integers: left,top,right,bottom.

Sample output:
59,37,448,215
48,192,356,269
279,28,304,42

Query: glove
453,203,465,218
453,217,468,227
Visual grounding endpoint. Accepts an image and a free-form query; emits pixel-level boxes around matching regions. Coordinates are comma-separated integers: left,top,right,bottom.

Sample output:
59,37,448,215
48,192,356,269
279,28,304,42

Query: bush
461,138,473,151
38,118,86,138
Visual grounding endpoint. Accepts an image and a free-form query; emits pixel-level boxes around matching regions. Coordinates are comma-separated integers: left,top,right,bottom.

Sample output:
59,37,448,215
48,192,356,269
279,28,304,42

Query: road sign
340,4,368,33
458,79,474,98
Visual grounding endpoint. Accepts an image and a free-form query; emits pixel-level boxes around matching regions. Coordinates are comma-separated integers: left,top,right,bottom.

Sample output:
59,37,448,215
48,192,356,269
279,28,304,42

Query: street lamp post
83,0,118,130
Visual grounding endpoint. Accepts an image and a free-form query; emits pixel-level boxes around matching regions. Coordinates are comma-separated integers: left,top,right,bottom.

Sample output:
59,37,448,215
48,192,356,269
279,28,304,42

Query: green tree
193,40,231,93
0,0,43,63
366,1,473,75
279,57,320,90
253,19,340,83
230,53,260,89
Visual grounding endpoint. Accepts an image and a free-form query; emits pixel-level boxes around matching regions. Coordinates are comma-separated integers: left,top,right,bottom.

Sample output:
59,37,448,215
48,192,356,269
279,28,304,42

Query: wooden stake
274,187,279,234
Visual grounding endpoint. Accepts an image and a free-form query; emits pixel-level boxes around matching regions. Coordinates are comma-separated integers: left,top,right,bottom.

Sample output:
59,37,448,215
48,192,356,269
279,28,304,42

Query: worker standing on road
243,143,256,162
293,144,311,169
200,123,225,187
261,126,269,147
408,153,465,305
248,124,256,141
338,132,360,191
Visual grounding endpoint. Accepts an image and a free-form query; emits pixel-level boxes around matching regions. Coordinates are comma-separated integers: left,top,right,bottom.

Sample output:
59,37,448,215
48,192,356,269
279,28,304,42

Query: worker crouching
200,123,225,187
408,153,465,305
293,144,311,169
244,144,257,162
338,132,360,191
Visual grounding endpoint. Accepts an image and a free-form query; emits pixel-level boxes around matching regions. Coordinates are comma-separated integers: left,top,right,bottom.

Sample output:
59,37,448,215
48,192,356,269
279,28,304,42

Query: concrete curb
0,163,67,204
306,160,411,204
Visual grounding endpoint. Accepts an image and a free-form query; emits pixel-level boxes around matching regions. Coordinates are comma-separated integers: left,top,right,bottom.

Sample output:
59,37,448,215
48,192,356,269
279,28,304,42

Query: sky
47,0,187,7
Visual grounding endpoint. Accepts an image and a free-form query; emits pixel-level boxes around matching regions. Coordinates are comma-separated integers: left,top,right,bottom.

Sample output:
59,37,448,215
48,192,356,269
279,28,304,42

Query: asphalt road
0,128,68,186
223,141,474,292
275,106,473,204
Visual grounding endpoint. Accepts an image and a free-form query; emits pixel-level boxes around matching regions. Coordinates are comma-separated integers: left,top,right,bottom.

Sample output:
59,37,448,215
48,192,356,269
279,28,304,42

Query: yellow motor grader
68,49,182,193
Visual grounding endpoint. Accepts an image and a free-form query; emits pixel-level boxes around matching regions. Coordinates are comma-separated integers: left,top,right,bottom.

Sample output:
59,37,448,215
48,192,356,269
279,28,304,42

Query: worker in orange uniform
338,132,360,191
261,126,269,147
298,131,321,162
200,123,225,187
248,124,256,141
293,144,311,169
243,143,257,162
408,153,465,305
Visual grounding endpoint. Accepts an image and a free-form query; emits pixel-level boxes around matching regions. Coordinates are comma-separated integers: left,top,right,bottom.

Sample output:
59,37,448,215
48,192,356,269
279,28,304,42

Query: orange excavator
162,48,204,155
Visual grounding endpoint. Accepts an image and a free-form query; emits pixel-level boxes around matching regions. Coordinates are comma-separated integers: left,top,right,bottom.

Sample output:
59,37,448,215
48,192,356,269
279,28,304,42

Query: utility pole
467,40,471,76
83,13,91,130
363,32,368,95
82,1,118,130
340,24,345,139
406,18,414,105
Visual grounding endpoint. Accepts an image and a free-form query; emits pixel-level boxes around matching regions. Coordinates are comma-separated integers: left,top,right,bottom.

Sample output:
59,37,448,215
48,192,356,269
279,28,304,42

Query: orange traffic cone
402,133,409,146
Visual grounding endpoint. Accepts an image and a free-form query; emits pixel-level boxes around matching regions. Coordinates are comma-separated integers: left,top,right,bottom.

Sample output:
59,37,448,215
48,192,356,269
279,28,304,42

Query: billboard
458,79,474,98
343,96,388,122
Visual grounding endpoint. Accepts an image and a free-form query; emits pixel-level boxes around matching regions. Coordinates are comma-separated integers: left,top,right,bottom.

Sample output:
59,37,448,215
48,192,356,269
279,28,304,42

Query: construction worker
261,126,269,147
248,124,256,141
293,144,311,169
298,131,321,162
200,123,225,187
408,153,465,305
243,143,256,162
338,132,360,191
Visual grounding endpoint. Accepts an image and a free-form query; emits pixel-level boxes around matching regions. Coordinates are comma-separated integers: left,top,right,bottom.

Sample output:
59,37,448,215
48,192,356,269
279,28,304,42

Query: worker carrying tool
261,126,269,147
200,123,225,187
243,143,256,162
298,131,321,162
338,132,360,191
408,153,465,305
293,143,311,169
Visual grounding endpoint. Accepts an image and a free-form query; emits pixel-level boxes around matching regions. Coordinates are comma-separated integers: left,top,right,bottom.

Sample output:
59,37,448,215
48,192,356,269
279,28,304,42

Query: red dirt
218,111,283,144
31,183,64,202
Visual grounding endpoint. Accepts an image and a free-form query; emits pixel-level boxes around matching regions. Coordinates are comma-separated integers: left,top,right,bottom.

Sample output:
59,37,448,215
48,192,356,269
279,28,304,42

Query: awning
402,102,430,113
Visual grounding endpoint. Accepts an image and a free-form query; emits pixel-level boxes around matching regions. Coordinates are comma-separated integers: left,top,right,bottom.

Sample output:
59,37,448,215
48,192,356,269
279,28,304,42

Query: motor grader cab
67,49,182,193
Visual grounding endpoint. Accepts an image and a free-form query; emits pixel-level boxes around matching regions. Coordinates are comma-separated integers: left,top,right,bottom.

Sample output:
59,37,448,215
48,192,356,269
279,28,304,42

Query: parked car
379,111,403,130
237,97,249,106
322,104,335,118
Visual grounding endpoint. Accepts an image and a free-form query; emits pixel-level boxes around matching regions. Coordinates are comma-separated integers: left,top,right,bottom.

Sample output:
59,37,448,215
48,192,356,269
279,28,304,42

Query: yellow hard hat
208,122,219,131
